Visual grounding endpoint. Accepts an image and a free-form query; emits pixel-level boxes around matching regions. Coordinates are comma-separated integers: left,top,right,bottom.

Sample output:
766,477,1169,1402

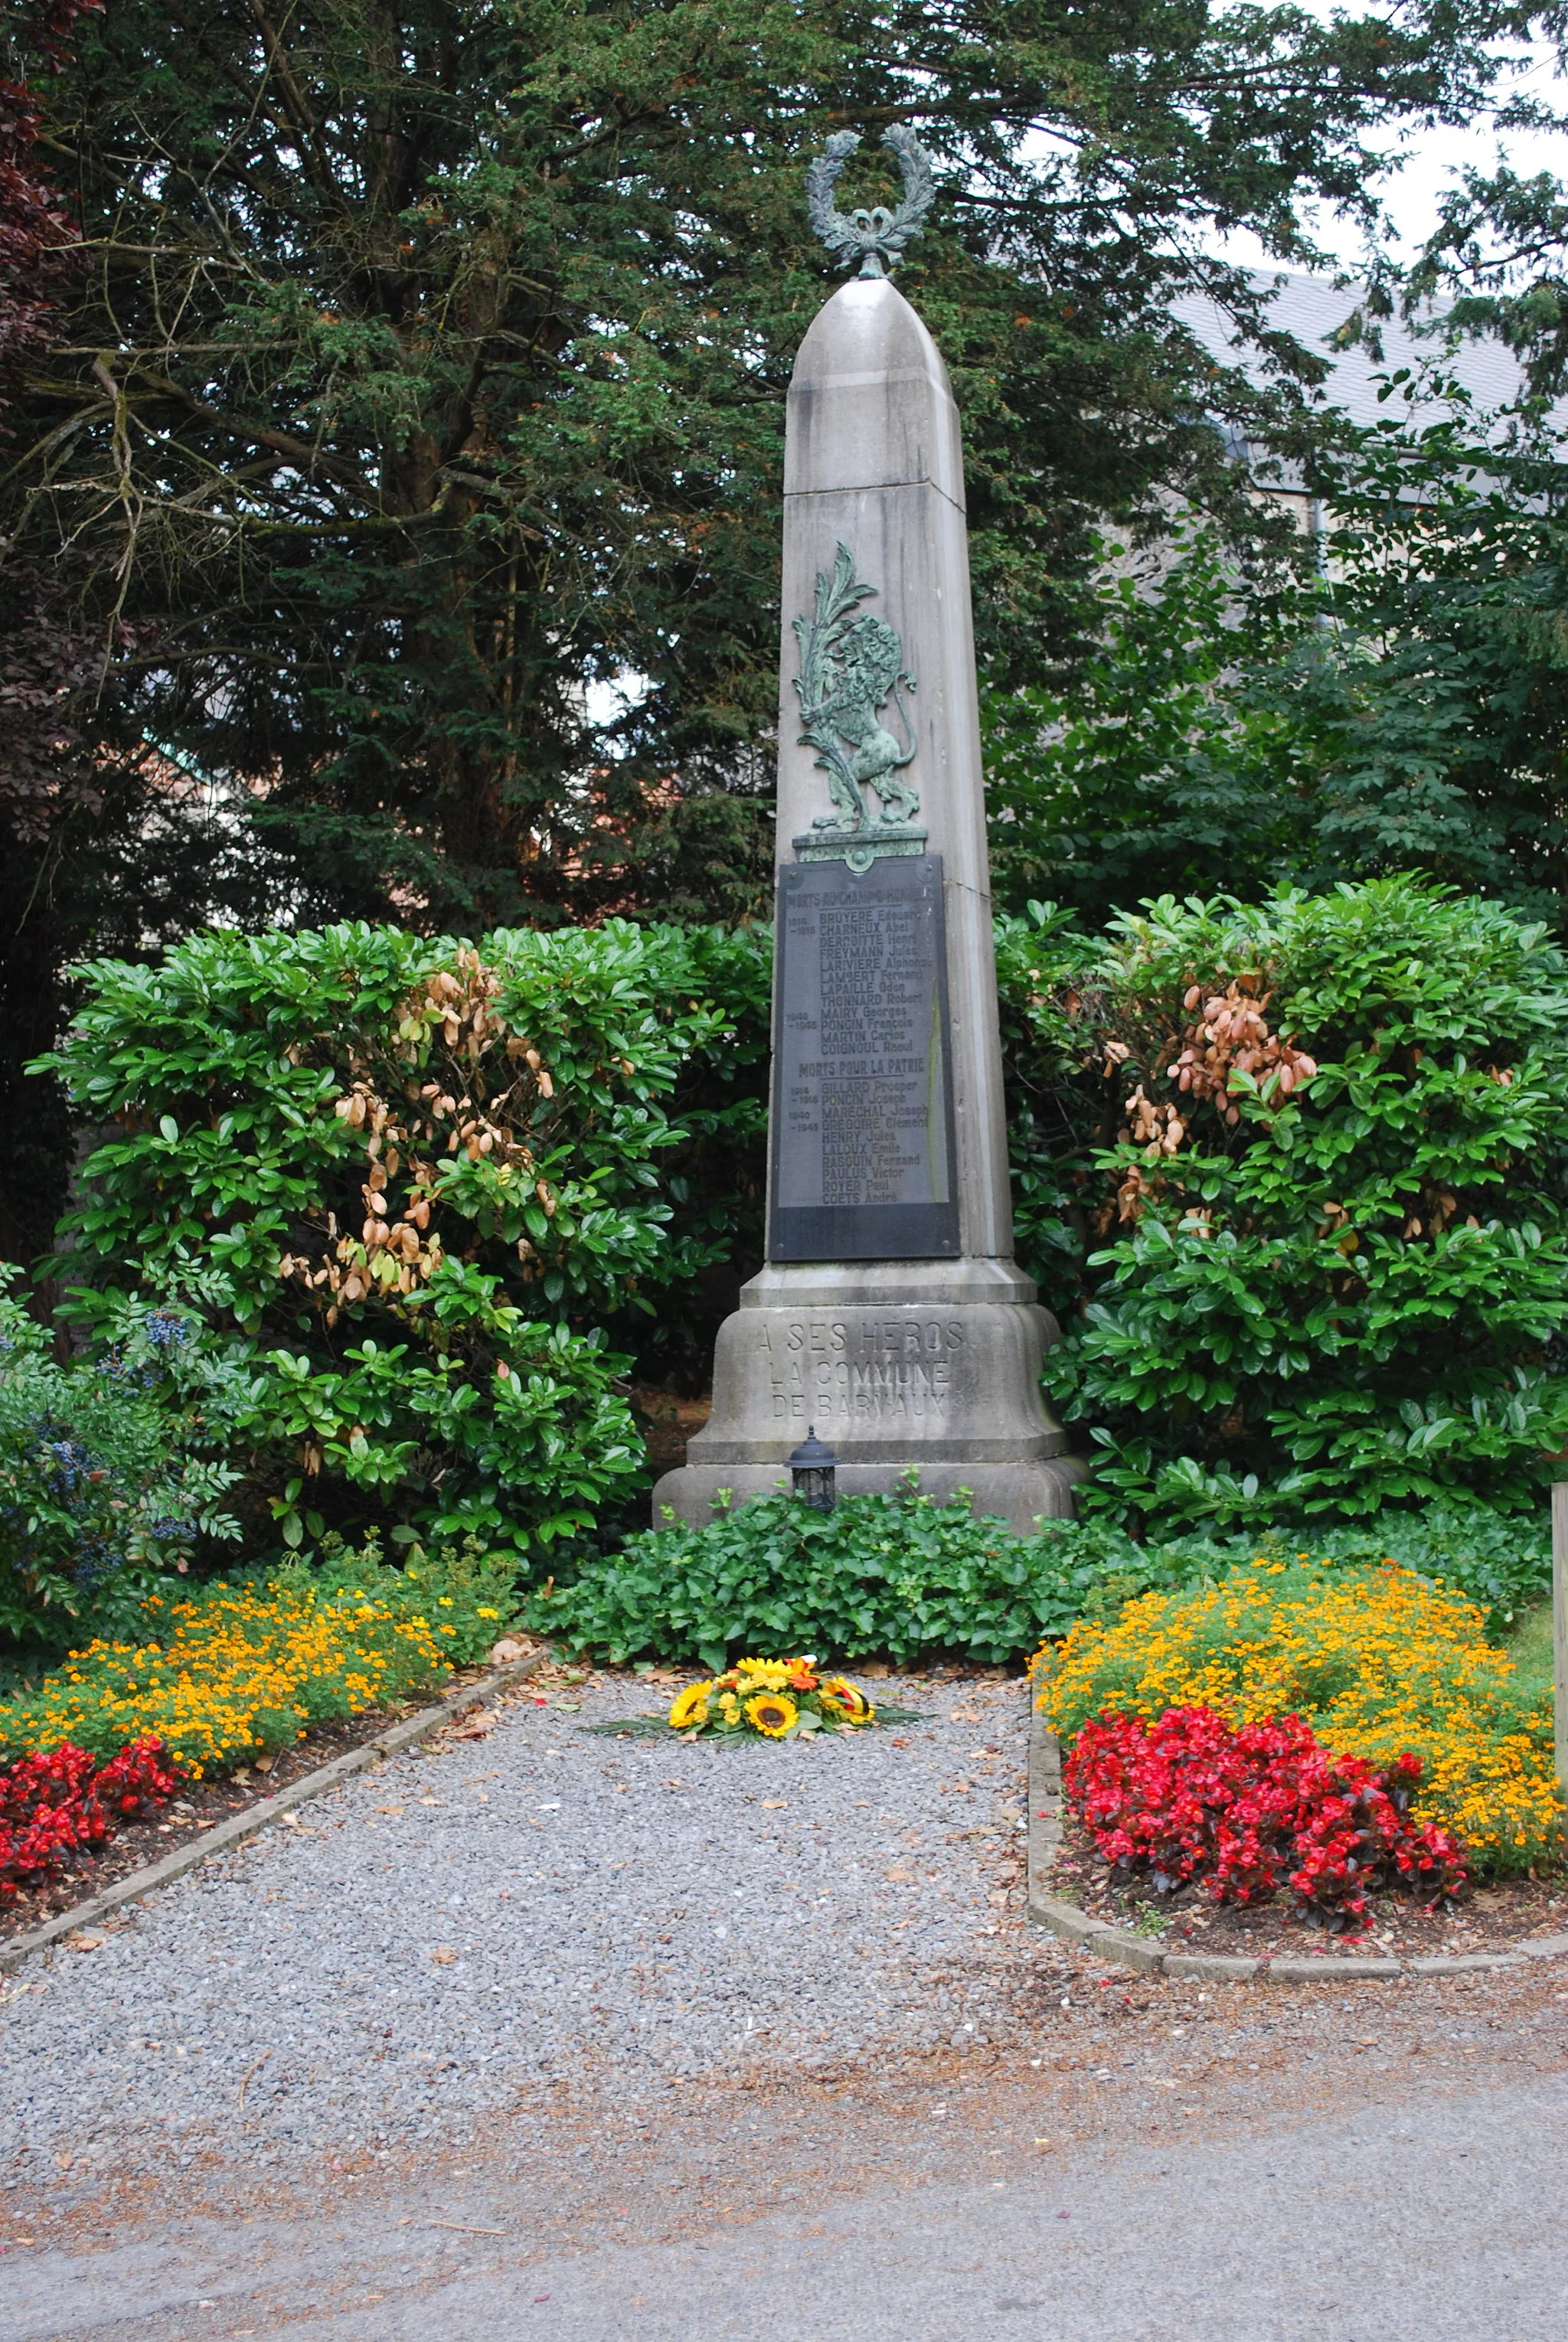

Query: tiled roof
1171,268,1567,490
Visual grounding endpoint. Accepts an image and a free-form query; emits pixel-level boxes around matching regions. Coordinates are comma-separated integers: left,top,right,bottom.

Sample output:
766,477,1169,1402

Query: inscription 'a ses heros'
769,856,959,1260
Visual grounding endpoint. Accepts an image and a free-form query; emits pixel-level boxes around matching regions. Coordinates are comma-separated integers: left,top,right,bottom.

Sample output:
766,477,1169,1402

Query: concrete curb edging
0,1651,546,1978
1024,1698,1568,1985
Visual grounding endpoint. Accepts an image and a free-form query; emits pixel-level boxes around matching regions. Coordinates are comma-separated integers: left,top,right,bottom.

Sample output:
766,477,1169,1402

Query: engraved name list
769,855,959,1260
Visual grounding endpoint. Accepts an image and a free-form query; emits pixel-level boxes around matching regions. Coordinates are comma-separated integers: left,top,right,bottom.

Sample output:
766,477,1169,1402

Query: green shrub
531,1484,1554,1669
528,1485,1258,1668
1305,1503,1550,1634
1052,1502,1553,1642
993,898,1101,1300
1037,1506,1550,1641
38,880,1568,1555
237,1529,531,1667
1024,877,1568,1524
602,919,771,1388
36,919,756,1563
0,1270,244,1655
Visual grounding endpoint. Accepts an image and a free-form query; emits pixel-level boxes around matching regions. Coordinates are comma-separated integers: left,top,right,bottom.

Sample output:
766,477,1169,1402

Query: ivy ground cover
530,1481,1553,1671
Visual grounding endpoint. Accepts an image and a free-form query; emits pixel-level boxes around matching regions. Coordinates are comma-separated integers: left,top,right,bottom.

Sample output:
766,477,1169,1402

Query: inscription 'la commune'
755,1315,966,1424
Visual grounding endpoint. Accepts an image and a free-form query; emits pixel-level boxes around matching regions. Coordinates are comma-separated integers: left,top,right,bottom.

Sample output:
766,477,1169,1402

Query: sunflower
668,1682,712,1731
737,1658,792,1692
745,1692,798,1737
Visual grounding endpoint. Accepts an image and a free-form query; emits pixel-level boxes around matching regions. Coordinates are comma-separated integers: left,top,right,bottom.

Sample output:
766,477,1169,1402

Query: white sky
1218,25,1567,276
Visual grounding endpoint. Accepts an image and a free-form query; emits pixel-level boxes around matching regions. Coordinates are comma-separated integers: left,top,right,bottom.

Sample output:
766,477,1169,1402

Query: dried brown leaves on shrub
1098,975,1318,1227
275,946,555,1323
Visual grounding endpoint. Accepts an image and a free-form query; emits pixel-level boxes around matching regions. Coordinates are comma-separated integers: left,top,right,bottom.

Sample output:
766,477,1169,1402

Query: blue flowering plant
0,1269,244,1658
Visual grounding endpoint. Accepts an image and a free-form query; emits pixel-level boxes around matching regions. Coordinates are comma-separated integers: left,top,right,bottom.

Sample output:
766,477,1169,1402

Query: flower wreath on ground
669,1656,877,1739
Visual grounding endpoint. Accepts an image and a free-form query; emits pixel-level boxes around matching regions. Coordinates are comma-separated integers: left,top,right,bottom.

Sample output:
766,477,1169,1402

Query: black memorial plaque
768,854,959,1260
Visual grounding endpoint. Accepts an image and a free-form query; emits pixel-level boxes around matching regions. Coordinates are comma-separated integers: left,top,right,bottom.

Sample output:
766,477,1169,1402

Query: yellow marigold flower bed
1035,1560,1560,1876
0,1579,450,1778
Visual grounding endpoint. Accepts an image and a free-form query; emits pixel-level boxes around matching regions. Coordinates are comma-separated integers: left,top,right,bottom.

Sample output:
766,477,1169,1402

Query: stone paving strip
1026,1705,1568,1982
0,1674,1031,2183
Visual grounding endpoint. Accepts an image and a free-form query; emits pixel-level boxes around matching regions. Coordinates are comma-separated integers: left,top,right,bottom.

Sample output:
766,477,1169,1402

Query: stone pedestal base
652,1455,1085,1536
651,1259,1086,1537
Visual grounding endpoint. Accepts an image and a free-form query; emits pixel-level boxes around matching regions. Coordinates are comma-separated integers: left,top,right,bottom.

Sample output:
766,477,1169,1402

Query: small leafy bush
0,1270,243,1654
0,1736,181,1899
37,919,757,1563
1040,1504,1553,1640
531,1486,1176,1669
1305,1503,1550,1633
332,1528,528,1667
525,1483,1558,1671
1065,1706,1466,1930
1039,1560,1560,1874
1019,877,1568,1524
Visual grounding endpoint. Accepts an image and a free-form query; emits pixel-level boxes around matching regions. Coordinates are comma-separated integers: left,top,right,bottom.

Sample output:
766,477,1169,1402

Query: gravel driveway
0,1671,1030,2182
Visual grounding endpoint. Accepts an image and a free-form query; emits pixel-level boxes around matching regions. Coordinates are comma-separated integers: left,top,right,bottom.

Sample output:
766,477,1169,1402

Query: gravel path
0,1671,1030,2180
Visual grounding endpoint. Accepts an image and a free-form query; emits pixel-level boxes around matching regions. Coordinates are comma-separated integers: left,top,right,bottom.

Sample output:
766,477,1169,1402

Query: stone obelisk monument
654,128,1082,1532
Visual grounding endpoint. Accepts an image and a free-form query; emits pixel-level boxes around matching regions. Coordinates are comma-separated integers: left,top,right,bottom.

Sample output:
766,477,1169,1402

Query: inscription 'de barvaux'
756,1313,966,1429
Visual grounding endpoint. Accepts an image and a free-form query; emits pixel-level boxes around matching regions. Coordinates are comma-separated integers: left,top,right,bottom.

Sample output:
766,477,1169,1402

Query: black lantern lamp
788,1425,838,1514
